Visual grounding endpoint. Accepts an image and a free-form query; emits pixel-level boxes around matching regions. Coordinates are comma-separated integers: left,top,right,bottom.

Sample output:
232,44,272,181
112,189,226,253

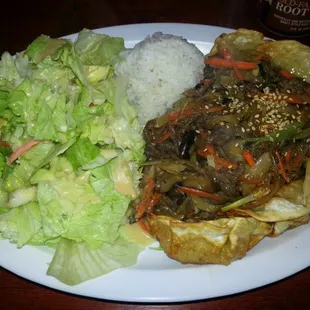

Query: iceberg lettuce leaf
0,202,42,247
74,29,125,66
47,235,143,286
65,138,100,170
25,35,67,64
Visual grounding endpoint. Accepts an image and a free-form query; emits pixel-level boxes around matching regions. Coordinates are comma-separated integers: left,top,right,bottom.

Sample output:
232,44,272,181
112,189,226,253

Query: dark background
2,0,310,54
1,0,310,309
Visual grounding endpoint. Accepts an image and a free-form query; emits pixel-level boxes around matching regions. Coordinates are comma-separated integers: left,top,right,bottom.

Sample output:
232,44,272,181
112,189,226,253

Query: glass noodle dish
129,29,310,265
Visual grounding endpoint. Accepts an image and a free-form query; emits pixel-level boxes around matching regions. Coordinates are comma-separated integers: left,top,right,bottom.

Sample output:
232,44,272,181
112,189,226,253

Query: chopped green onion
221,187,270,212
243,122,305,146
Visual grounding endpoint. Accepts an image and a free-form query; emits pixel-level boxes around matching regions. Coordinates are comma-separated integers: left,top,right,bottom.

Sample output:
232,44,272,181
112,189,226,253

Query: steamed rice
115,32,205,124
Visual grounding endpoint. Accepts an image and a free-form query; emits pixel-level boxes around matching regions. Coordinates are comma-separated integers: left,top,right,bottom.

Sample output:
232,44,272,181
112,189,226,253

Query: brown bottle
257,0,310,37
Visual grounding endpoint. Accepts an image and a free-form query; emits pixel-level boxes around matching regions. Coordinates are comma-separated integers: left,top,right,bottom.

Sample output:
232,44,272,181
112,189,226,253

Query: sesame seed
241,127,245,133
276,133,280,138
254,114,259,118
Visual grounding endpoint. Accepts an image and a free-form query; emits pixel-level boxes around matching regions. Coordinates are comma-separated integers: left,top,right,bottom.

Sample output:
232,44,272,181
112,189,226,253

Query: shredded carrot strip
143,178,155,200
242,150,256,167
168,109,198,121
280,69,295,80
197,149,212,159
7,140,43,165
177,186,222,201
292,153,303,168
286,95,307,104
275,150,290,183
238,176,263,185
215,157,237,170
202,144,215,155
0,141,11,148
254,55,263,61
148,192,162,209
222,49,246,81
135,178,155,219
136,202,148,220
135,178,161,220
205,106,225,113
152,131,170,144
285,149,292,164
197,146,237,170
205,58,258,70
138,219,150,234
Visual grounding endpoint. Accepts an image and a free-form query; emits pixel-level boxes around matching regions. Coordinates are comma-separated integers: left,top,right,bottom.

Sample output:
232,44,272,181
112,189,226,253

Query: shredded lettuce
0,29,146,285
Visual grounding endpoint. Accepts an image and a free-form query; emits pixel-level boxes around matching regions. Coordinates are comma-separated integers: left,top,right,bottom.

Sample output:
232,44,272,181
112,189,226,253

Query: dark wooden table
1,0,310,309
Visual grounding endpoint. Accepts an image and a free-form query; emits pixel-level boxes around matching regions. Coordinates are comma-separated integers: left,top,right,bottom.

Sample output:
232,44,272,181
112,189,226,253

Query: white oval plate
1,23,310,303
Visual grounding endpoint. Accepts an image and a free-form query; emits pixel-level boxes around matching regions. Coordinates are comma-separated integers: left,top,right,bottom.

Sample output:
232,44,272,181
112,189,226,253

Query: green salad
0,29,147,285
